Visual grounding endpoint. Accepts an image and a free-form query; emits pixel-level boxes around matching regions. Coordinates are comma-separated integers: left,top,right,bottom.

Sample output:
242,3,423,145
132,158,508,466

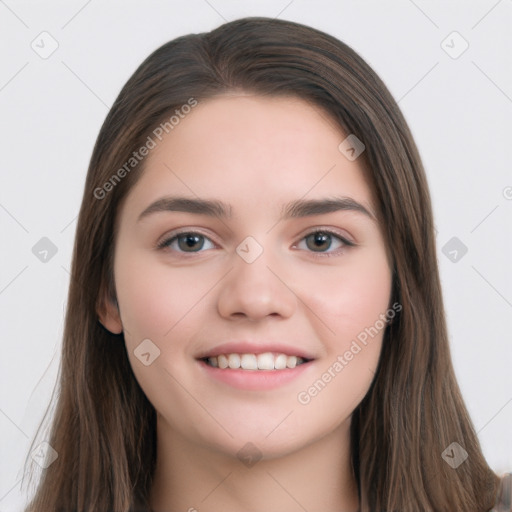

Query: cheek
301,249,392,348
113,251,209,420
295,341,382,428
292,250,391,420
114,248,212,347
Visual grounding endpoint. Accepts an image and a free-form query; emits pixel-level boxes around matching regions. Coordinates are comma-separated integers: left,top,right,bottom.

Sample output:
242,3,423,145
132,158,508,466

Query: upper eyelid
159,227,218,243
292,229,355,251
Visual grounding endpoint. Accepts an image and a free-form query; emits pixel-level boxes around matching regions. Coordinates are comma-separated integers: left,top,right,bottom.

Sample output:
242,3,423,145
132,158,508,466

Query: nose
216,242,297,322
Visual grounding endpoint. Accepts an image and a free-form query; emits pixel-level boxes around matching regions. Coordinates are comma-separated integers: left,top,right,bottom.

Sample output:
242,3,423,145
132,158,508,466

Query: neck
149,415,359,512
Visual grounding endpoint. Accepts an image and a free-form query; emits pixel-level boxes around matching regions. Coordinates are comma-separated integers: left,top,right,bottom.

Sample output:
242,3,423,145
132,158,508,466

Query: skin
99,94,393,512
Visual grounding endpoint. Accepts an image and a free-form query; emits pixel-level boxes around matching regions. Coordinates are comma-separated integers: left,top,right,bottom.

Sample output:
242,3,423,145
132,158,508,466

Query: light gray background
1,0,511,509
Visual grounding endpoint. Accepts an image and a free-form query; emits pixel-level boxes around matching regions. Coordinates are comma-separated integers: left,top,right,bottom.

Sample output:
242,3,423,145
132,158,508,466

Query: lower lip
197,359,314,391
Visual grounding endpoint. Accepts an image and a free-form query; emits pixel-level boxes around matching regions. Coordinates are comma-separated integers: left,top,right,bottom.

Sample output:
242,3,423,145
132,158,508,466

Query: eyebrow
137,195,376,222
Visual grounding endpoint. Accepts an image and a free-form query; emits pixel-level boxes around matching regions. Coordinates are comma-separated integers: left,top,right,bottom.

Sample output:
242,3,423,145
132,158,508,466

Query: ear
96,285,123,335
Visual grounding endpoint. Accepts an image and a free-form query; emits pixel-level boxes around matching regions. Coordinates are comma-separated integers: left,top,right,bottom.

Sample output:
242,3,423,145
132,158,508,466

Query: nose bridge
216,234,296,319
233,234,279,294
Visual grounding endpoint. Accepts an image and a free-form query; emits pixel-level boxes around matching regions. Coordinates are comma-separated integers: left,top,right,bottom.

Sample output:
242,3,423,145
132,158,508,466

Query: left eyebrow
136,195,377,223
281,197,377,222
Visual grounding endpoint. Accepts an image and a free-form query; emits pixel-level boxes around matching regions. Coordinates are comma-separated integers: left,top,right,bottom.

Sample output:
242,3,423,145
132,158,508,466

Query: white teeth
240,354,258,370
287,355,297,369
275,354,287,370
204,352,307,370
228,353,241,369
257,352,274,370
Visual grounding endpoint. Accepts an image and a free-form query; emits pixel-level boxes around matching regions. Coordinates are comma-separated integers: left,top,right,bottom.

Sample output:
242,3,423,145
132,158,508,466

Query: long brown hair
24,16,501,511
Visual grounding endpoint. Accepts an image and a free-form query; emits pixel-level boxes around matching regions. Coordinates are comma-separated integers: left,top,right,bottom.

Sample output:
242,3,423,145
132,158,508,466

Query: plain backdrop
1,0,511,509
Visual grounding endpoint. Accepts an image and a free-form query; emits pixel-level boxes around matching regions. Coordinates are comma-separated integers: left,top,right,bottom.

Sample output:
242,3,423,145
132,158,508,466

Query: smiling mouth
200,352,312,370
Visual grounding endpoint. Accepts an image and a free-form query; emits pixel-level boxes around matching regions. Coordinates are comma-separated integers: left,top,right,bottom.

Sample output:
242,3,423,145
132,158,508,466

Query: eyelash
156,228,355,258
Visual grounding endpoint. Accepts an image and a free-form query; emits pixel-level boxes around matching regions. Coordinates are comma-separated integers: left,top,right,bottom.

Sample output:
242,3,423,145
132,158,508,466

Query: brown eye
158,232,215,253
305,232,334,252
295,229,355,255
176,233,205,252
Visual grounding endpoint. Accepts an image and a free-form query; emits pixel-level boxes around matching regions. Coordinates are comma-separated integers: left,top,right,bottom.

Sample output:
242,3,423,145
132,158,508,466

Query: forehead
157,93,347,164
120,94,376,222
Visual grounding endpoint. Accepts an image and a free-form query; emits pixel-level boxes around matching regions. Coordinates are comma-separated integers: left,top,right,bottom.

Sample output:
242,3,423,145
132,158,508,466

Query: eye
156,228,354,256
294,229,355,255
157,231,216,253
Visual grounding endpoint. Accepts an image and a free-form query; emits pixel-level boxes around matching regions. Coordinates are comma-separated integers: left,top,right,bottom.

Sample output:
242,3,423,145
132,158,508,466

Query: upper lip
196,341,315,361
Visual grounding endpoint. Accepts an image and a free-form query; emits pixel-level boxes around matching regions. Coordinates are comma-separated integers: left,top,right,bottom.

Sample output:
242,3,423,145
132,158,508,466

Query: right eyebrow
137,196,232,222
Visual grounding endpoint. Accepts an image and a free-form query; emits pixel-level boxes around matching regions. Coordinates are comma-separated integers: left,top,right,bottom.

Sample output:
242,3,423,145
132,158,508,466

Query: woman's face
102,94,393,459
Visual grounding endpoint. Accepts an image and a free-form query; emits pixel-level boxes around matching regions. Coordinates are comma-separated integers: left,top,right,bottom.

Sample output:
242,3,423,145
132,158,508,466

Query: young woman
24,16,510,512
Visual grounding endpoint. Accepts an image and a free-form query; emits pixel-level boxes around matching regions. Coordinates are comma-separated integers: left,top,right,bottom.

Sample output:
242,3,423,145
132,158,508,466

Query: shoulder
492,473,512,512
